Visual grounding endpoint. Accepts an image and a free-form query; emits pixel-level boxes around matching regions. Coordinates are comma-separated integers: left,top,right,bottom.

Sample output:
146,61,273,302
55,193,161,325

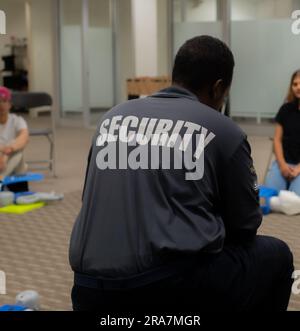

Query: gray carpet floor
0,191,80,311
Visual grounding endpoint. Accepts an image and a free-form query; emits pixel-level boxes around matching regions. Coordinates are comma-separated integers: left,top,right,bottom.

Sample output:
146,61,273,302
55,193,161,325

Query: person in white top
0,86,29,179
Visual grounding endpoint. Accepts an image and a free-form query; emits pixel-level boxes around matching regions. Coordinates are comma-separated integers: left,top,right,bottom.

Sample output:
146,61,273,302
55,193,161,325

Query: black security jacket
69,86,262,278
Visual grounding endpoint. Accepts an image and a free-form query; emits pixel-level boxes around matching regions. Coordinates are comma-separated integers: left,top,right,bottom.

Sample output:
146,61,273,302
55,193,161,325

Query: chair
11,92,56,176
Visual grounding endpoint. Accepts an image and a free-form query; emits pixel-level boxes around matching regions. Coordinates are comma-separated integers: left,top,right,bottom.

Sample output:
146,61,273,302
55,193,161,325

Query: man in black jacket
69,35,294,311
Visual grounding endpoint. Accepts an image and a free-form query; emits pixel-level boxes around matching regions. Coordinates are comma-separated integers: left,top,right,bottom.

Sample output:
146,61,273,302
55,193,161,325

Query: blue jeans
265,161,300,195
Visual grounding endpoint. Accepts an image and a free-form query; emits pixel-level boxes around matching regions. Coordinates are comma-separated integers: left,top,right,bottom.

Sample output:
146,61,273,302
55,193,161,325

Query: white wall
27,0,54,96
0,0,26,71
157,0,171,76
115,0,135,102
131,0,170,77
132,0,158,76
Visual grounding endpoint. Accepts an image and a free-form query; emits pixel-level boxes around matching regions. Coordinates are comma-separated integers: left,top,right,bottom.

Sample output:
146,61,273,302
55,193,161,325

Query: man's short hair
172,35,235,95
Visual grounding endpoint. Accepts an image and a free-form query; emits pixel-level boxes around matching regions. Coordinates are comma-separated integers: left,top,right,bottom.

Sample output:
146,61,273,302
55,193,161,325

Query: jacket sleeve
219,138,262,244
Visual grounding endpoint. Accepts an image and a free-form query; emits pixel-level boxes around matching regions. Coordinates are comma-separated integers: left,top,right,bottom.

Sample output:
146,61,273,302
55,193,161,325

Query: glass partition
230,0,300,120
88,0,114,126
60,0,83,123
172,0,222,56
59,0,115,127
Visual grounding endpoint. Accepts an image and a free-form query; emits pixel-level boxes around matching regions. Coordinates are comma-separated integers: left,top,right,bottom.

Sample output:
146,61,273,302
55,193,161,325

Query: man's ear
212,79,224,100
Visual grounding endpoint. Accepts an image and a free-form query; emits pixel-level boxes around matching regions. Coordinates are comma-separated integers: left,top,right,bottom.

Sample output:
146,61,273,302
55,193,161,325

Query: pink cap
0,87,11,101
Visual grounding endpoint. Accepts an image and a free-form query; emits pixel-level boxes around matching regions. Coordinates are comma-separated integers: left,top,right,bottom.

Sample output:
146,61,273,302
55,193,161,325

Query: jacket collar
150,86,199,102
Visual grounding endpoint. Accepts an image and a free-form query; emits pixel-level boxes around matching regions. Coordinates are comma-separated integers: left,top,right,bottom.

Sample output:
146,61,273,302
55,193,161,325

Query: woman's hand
279,162,294,180
2,146,14,156
290,165,300,178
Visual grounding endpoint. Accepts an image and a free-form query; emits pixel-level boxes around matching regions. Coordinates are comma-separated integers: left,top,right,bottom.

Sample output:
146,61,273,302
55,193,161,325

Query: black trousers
71,236,294,311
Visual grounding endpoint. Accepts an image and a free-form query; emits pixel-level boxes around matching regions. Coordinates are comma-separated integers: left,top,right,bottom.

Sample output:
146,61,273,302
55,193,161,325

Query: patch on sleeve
250,165,256,175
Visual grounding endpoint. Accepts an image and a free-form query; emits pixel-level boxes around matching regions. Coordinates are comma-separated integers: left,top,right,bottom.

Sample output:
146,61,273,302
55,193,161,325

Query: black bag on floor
6,181,29,193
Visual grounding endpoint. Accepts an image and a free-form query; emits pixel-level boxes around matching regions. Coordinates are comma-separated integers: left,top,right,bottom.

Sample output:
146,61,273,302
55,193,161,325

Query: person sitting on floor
0,86,29,180
265,70,300,195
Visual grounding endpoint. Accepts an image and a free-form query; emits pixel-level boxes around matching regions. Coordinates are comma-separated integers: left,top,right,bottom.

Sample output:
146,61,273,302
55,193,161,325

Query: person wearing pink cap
0,86,29,179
